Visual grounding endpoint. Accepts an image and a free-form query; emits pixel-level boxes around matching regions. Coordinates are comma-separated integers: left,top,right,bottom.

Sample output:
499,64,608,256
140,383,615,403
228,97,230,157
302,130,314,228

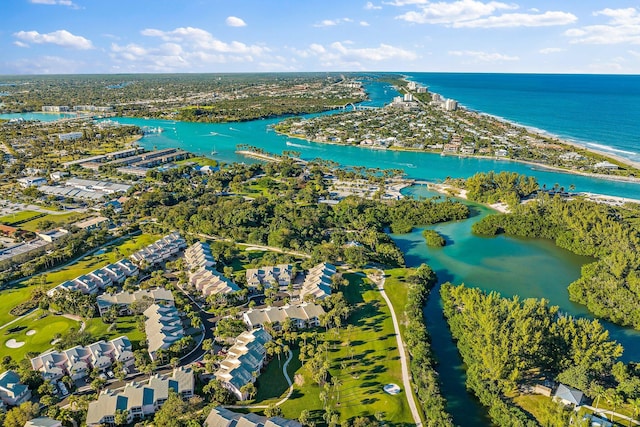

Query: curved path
369,270,423,427
225,348,294,409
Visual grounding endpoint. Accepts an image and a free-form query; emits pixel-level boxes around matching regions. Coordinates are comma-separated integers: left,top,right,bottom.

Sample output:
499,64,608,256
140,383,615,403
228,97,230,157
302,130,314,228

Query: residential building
97,288,174,316
86,367,194,427
16,177,47,187
204,407,302,427
0,370,31,406
215,329,272,400
25,418,63,427
243,303,325,330
47,258,138,297
553,383,584,406
72,216,111,231
130,232,186,267
594,161,619,170
144,304,184,361
184,241,216,270
31,336,133,381
100,259,139,284
299,263,336,301
36,228,69,243
42,106,69,112
58,132,83,141
245,264,293,289
444,99,458,111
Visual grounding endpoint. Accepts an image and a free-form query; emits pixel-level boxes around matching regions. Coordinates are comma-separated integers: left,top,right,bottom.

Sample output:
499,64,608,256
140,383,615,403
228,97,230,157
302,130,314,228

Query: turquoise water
406,73,640,163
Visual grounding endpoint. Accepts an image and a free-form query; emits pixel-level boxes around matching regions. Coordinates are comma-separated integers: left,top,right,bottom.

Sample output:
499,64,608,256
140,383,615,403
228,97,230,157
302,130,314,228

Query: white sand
6,339,25,348
26,330,36,336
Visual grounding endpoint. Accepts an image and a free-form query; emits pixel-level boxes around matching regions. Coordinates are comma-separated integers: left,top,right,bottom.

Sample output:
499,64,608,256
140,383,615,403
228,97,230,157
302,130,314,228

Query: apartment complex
245,264,293,289
97,288,174,316
31,336,133,381
215,329,271,400
144,304,184,361
204,407,302,427
185,241,239,297
86,367,194,427
299,262,336,300
243,303,325,330
0,370,31,407
47,258,138,297
130,232,186,267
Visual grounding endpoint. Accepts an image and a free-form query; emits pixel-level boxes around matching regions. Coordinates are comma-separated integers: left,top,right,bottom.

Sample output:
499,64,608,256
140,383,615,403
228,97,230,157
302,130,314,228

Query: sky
2,0,640,74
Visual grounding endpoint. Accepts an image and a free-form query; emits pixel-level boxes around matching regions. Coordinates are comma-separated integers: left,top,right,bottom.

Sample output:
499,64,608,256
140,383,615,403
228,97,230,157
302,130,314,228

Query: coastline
276,131,640,185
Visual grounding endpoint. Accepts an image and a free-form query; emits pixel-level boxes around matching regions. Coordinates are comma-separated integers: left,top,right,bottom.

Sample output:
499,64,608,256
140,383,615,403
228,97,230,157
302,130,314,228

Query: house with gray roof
245,264,293,289
204,406,302,427
0,370,31,407
31,336,133,381
184,241,240,298
24,417,63,427
243,303,325,331
299,263,336,301
184,241,216,270
86,367,194,426
97,288,174,316
554,383,584,406
143,304,184,361
215,329,271,400
129,232,186,267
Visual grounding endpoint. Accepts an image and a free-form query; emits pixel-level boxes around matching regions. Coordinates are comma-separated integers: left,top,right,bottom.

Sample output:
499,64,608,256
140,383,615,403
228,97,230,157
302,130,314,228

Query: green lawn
0,210,43,225
177,157,218,167
277,273,414,426
19,212,86,232
251,348,302,404
0,234,159,327
84,316,146,350
0,309,79,360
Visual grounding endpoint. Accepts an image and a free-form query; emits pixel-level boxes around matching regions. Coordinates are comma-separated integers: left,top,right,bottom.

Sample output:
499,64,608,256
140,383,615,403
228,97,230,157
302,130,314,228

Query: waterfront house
86,367,194,427
554,383,584,406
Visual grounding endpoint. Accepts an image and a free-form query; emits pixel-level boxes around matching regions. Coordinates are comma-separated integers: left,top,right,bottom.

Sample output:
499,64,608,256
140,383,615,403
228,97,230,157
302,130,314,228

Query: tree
240,382,257,400
264,404,283,418
114,409,129,426
90,377,107,392
3,401,39,427
298,409,311,426
153,391,189,427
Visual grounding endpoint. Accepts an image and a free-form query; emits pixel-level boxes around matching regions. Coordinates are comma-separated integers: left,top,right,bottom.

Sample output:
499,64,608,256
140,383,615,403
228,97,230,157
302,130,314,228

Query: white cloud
449,50,519,62
539,47,565,54
364,1,382,10
13,41,29,48
2,55,84,74
455,11,577,28
29,0,77,7
109,27,270,72
13,30,93,49
396,0,516,24
314,18,354,27
565,8,640,45
395,0,575,29
225,16,247,27
360,21,371,26
294,41,417,68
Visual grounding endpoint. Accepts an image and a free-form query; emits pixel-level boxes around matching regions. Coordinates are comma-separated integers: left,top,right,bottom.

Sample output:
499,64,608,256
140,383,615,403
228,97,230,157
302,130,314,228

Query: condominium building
215,329,271,400
46,259,138,297
184,241,216,270
97,288,174,316
130,232,186,267
0,370,31,407
245,264,293,289
86,367,194,427
299,263,336,301
185,241,239,297
243,303,325,330
31,336,133,381
144,304,184,361
204,407,301,427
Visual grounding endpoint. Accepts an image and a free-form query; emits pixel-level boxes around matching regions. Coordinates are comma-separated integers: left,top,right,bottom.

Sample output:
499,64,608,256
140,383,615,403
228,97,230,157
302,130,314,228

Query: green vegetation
0,309,79,360
19,212,85,232
279,273,414,425
0,210,44,225
385,266,453,425
441,283,634,427
472,192,640,329
449,171,539,209
422,229,446,247
84,316,146,350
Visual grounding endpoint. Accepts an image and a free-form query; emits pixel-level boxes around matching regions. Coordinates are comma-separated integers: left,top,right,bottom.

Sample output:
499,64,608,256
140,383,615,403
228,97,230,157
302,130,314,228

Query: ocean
405,73,640,163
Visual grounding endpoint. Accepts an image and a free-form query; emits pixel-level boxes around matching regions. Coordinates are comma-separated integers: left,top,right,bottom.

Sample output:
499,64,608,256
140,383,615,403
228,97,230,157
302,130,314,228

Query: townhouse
242,303,325,331
129,232,186,267
97,288,174,317
299,262,336,301
0,370,31,407
144,304,184,361
245,264,293,289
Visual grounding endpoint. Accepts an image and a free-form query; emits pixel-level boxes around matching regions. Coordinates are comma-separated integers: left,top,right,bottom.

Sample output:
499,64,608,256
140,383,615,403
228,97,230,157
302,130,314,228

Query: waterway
3,78,640,425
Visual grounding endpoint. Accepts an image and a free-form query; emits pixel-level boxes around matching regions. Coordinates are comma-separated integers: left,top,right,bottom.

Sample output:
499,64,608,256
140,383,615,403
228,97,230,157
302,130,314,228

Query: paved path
583,405,640,425
369,270,423,427
225,348,294,409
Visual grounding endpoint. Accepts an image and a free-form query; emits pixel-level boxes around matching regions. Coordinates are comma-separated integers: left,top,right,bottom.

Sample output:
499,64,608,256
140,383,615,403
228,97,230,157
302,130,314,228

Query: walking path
582,405,640,425
225,348,294,409
369,269,423,427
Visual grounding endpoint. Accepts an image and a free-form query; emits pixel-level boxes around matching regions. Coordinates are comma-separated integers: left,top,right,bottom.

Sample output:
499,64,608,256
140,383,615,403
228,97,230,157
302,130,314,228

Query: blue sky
2,0,640,74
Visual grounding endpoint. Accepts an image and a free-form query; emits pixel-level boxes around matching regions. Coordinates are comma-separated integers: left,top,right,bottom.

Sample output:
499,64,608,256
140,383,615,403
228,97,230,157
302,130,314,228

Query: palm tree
628,398,640,427
591,383,605,413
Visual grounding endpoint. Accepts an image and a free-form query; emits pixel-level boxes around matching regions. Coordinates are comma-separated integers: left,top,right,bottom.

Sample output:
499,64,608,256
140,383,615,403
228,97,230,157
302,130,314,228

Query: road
369,270,423,427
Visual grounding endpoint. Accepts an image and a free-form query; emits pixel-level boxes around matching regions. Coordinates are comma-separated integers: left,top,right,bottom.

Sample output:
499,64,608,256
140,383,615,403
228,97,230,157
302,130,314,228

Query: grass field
84,316,146,350
177,157,218,167
0,234,159,327
19,212,86,232
252,348,302,404
0,309,79,360
0,210,43,225
277,273,414,426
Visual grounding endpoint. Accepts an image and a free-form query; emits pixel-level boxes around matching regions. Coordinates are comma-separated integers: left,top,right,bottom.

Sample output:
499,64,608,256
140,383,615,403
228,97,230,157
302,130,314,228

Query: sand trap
383,384,401,395
51,338,61,345
6,339,25,348
26,330,36,336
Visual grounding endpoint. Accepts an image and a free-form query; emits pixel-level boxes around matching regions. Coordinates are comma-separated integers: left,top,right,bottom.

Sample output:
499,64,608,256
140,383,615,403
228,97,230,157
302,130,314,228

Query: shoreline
276,131,640,185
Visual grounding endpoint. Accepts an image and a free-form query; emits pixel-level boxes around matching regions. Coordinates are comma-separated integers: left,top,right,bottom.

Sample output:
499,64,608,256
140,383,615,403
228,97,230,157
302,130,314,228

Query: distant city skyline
2,0,640,74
